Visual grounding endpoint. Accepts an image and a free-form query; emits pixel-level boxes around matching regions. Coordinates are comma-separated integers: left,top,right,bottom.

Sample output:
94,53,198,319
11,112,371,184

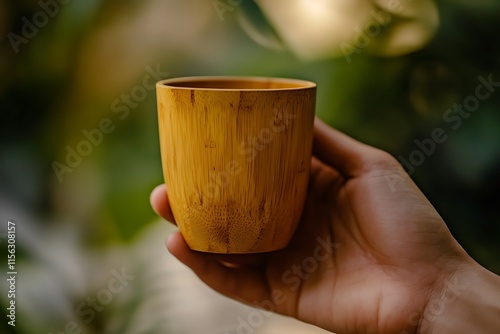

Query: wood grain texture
157,77,316,253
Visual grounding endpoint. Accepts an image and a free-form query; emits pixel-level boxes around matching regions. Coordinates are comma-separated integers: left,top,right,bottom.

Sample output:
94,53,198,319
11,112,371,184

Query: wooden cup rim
156,76,316,91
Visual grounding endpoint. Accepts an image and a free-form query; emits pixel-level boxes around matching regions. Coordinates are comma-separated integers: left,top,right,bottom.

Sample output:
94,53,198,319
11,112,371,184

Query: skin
150,118,497,334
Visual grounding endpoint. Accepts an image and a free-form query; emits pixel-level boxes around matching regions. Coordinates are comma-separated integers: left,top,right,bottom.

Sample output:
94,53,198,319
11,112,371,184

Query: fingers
309,156,344,198
313,118,386,177
150,184,176,224
166,232,271,304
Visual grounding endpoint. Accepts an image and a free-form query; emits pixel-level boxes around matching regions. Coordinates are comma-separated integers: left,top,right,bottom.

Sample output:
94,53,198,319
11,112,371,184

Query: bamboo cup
156,76,316,253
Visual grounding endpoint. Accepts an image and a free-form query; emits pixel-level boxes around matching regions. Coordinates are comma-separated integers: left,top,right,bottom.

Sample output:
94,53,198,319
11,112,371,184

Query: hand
150,118,489,334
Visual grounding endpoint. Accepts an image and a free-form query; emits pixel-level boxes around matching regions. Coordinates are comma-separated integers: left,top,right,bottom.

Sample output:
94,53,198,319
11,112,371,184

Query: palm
259,158,454,333
153,120,469,334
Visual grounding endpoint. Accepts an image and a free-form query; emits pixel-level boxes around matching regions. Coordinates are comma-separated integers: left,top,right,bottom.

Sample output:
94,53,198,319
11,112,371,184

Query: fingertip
166,231,184,254
150,184,165,208
150,184,176,224
313,116,328,129
165,232,222,271
165,232,199,268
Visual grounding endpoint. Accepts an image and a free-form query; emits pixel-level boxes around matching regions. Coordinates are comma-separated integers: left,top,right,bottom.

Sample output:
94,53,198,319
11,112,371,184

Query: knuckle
365,149,400,171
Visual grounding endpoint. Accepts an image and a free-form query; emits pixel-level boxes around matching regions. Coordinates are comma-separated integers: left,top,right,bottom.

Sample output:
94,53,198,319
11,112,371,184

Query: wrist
419,261,500,334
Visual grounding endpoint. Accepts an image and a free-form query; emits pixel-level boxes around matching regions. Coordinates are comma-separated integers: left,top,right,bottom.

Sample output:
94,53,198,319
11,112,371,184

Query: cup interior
159,77,316,91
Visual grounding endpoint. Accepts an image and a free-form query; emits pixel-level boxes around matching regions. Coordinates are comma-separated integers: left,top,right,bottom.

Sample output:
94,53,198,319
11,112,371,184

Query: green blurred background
1,0,499,333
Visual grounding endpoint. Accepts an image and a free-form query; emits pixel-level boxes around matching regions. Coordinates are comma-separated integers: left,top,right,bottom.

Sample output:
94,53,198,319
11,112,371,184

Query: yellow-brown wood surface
157,77,316,253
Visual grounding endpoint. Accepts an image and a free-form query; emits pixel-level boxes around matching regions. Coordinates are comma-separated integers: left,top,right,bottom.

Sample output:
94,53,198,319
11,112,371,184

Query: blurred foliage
1,0,500,333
